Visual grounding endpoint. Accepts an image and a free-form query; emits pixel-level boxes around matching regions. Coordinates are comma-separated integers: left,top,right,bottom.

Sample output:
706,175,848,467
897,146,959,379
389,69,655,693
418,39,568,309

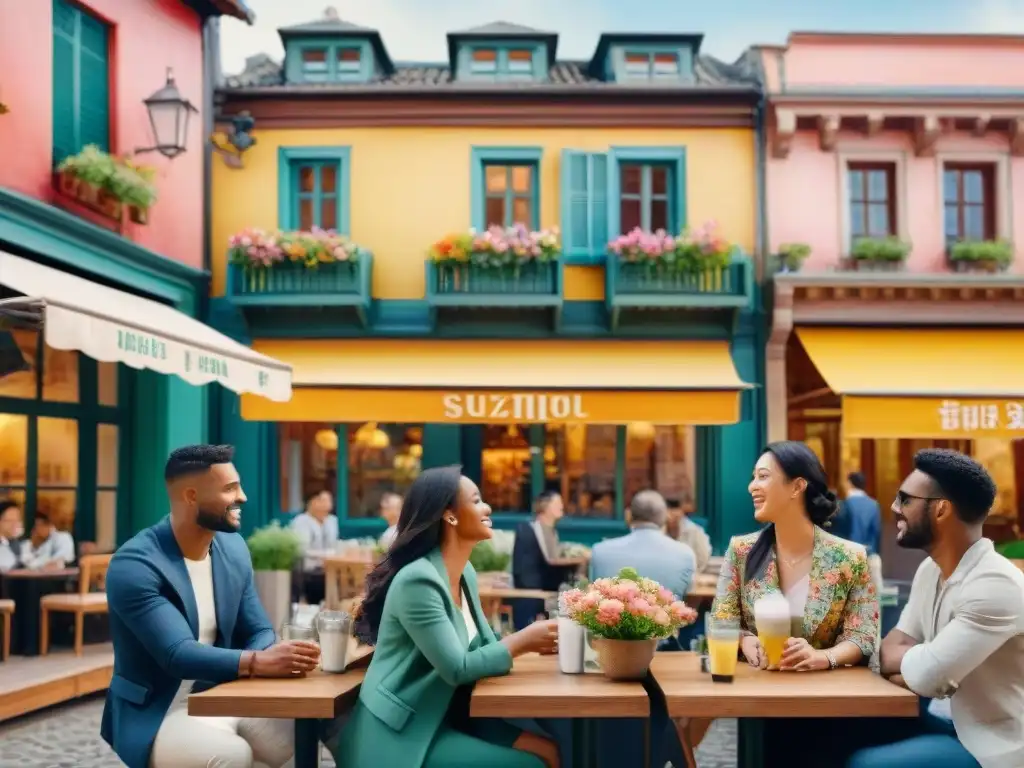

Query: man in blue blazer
101,444,320,768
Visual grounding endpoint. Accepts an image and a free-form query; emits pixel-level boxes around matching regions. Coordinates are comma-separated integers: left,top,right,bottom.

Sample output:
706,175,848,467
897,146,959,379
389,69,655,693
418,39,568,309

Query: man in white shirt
21,512,76,570
0,499,25,572
848,449,1024,768
666,496,711,574
289,489,339,604
377,491,402,550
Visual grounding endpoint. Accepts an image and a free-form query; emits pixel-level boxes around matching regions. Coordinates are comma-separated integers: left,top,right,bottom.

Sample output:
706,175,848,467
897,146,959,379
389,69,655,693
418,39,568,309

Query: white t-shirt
460,589,478,646
170,552,218,709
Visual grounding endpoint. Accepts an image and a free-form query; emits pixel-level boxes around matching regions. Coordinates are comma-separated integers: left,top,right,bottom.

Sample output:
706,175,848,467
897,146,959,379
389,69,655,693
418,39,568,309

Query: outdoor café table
188,643,371,768
648,652,919,768
0,567,79,656
470,654,651,768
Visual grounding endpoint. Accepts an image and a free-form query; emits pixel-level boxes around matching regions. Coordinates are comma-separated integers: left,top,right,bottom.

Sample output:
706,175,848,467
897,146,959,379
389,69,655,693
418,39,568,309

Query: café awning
0,251,292,401
796,327,1024,439
240,338,752,424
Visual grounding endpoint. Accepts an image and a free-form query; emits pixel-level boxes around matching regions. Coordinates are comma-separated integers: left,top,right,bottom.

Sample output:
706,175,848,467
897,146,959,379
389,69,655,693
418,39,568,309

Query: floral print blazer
711,526,879,659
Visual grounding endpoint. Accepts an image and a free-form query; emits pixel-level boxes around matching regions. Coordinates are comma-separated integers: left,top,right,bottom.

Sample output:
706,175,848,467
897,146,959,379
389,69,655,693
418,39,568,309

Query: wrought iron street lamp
136,68,198,159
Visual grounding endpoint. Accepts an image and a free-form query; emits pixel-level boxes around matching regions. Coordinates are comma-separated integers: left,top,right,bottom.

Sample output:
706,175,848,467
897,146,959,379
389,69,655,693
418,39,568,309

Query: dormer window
507,49,534,77
471,49,498,75
623,51,681,80
301,49,329,82
337,47,361,74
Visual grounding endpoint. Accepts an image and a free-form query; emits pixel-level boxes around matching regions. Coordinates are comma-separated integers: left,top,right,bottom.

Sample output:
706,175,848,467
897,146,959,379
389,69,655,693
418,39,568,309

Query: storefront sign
241,387,743,426
843,396,1024,439
441,393,588,422
117,328,168,360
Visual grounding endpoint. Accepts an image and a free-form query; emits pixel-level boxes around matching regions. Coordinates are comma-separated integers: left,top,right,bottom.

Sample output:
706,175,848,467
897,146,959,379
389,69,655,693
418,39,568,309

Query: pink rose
658,587,675,605
596,599,624,626
653,609,670,626
627,597,651,616
580,591,600,610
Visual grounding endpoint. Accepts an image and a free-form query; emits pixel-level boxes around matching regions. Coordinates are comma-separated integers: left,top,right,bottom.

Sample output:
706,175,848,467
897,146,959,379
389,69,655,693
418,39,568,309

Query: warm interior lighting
354,422,390,449
314,428,338,451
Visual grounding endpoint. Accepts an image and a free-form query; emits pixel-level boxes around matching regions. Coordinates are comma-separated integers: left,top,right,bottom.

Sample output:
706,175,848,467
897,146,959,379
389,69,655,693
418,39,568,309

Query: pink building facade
762,33,1024,557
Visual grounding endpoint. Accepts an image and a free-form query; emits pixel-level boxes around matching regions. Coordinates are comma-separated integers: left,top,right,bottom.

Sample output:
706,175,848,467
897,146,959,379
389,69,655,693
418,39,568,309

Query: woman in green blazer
327,466,561,768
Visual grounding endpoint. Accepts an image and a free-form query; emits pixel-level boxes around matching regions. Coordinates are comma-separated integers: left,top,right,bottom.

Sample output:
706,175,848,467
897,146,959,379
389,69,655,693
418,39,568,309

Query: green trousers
423,723,545,768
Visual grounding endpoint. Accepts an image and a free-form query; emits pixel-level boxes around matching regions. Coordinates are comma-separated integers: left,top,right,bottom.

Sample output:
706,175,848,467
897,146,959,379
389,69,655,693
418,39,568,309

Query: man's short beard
196,507,238,533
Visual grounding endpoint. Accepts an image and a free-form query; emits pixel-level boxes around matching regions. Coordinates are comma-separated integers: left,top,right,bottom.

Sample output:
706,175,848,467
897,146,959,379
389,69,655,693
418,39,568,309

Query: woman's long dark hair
354,466,462,644
744,441,838,585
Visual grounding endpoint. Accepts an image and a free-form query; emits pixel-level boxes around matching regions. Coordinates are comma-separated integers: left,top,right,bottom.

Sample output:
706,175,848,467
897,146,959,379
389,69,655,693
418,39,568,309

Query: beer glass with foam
754,593,791,670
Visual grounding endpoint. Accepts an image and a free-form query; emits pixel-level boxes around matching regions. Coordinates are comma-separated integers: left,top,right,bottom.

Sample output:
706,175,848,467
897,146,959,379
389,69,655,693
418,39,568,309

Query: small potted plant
560,567,697,680
948,240,1013,273
849,236,911,271
777,242,811,273
469,540,512,589
246,523,302,632
56,145,120,217
116,159,158,225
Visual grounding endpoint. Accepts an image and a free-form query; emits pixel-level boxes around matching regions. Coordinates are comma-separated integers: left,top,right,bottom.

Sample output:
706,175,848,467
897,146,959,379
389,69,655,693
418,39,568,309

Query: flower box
434,260,558,295
847,236,911,272
230,259,362,297
948,240,1013,273
55,145,156,225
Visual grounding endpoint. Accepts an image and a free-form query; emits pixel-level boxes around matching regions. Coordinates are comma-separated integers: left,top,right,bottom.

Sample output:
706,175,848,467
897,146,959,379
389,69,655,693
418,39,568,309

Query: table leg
294,718,320,768
737,718,764,768
570,718,595,768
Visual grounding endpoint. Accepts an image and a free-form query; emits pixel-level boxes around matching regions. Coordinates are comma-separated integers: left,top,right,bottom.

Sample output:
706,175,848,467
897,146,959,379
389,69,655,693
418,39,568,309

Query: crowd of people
92,441,1022,768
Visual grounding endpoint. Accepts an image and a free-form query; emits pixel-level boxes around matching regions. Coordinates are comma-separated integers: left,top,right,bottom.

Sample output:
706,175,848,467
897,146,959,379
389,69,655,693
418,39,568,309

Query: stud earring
446,516,457,526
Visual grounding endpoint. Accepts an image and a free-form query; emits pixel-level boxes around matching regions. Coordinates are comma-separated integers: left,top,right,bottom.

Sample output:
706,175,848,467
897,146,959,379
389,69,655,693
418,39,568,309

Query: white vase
253,569,292,634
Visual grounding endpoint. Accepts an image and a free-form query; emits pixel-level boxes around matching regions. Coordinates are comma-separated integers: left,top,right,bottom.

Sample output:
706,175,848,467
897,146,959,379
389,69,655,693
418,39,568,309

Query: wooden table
686,574,718,602
188,642,372,768
471,654,649,767
0,568,80,656
477,587,557,626
649,653,918,768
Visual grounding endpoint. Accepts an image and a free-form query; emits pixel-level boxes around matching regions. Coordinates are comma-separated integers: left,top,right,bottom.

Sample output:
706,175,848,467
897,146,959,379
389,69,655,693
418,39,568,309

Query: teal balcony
225,251,373,329
425,259,564,331
605,255,753,331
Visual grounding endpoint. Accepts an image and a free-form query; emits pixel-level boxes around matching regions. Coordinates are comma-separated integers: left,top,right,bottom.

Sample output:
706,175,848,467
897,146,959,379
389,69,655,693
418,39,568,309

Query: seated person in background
377,491,402,550
842,471,882,557
102,444,320,768
0,499,25,572
289,488,338,605
847,450,1024,768
511,491,578,629
591,490,696,601
666,495,711,574
21,512,75,570
328,467,560,768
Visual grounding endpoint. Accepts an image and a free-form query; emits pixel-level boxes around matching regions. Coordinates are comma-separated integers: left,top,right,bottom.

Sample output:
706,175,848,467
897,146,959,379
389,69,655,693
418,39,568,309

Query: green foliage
57,144,158,211
995,539,1024,559
778,242,811,271
948,240,1013,269
469,540,511,572
850,236,911,262
246,522,301,571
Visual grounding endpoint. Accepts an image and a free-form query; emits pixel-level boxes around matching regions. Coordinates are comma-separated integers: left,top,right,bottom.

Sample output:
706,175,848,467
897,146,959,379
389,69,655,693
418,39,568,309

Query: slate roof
222,13,760,95
222,51,761,94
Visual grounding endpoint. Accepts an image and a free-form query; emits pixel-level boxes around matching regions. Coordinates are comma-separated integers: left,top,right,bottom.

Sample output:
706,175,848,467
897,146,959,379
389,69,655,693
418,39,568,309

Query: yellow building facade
211,15,765,547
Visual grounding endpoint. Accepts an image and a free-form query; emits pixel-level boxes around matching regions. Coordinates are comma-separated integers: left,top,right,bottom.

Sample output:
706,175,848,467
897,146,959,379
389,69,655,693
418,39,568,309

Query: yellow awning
796,327,1024,439
241,339,751,425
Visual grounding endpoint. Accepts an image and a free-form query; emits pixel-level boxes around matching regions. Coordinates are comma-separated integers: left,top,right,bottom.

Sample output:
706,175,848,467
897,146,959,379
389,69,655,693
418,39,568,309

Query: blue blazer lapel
153,517,199,638
210,536,239,646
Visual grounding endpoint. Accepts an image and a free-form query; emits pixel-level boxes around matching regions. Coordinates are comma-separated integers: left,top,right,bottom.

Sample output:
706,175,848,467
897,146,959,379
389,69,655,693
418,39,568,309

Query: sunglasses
894,490,945,510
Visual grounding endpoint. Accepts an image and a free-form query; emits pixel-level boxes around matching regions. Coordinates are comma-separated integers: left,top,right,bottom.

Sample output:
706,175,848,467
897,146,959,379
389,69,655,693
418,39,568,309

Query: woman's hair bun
808,489,839,524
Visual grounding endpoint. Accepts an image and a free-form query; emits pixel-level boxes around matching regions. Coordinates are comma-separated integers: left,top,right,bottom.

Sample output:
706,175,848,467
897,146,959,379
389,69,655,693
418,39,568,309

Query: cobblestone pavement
0,694,737,768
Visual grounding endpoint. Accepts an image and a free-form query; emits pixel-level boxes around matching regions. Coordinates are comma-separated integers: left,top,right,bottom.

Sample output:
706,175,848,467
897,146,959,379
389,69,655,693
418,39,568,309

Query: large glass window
279,422,338,513
624,425,695,507
0,327,127,547
481,424,533,512
545,425,618,518
348,423,422,518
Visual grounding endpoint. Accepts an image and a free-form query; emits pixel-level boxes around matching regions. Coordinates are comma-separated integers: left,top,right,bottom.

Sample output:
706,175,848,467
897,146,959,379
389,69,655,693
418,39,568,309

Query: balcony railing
226,251,372,308
425,259,563,308
606,256,753,310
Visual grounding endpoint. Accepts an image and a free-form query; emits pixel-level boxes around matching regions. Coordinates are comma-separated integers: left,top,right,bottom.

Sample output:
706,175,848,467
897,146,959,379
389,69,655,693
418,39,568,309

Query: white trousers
149,706,296,768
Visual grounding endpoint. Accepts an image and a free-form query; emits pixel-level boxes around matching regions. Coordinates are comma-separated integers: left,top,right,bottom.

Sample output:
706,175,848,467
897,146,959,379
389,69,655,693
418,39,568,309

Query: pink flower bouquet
560,567,697,641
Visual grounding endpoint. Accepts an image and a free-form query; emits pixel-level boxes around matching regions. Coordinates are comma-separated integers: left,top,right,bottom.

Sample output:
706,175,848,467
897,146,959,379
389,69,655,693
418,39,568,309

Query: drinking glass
706,617,741,683
281,623,317,643
754,593,791,671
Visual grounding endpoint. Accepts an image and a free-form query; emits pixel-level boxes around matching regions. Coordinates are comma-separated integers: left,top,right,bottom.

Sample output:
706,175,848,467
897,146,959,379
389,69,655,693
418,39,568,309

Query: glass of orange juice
754,593,791,671
706,617,741,683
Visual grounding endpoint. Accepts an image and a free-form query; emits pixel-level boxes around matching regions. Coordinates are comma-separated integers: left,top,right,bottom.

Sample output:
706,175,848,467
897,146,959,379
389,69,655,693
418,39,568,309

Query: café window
0,327,127,546
348,423,422,518
279,422,338,513
470,423,696,520
481,424,534,513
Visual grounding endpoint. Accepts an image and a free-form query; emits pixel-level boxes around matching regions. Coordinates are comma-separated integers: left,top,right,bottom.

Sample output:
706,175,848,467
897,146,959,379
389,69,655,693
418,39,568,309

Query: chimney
324,6,339,20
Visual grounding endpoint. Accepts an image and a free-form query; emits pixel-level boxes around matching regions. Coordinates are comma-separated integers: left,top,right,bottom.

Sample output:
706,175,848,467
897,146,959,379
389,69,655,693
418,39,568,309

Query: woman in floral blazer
712,441,879,670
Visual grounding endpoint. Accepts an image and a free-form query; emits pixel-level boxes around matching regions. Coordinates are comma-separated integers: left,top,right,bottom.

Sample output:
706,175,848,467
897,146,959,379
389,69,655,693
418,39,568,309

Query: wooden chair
0,598,14,661
323,558,373,610
40,553,112,656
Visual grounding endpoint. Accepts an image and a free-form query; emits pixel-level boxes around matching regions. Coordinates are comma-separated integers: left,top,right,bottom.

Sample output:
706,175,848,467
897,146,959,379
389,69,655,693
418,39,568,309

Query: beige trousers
149,706,296,768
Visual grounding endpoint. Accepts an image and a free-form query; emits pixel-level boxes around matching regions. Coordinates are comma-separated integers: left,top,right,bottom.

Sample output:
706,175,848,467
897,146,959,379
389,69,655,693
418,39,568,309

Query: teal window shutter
560,149,609,264
52,0,109,166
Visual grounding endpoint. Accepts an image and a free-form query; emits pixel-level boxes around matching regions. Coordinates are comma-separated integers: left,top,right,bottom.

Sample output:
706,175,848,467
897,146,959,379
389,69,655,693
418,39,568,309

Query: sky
219,0,1024,74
